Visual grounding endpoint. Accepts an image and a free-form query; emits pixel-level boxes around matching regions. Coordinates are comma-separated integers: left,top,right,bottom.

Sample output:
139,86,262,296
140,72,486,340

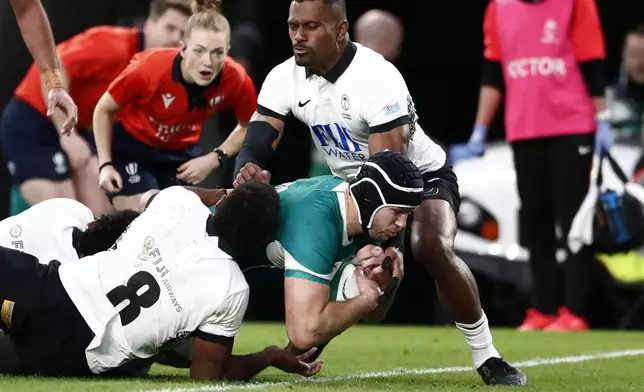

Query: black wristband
99,162,113,172
213,148,229,167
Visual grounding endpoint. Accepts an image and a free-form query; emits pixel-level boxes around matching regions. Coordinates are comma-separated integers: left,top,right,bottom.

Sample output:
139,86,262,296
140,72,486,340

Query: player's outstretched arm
284,271,380,350
190,337,322,381
232,112,285,187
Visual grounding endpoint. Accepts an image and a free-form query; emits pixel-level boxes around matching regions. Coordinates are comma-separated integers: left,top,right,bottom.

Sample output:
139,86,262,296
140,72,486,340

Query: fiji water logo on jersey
311,123,367,162
507,57,566,79
149,116,198,143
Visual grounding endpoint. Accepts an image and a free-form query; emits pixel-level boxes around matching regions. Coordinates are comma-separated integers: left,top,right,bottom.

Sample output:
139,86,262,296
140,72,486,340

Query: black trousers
0,246,94,376
511,133,596,317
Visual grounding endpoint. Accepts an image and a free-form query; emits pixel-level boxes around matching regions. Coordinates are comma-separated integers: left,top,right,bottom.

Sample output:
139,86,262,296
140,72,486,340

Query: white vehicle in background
451,141,642,292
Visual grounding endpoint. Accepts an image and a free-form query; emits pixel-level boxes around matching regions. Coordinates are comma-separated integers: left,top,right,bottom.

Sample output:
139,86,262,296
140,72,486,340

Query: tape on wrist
42,69,64,90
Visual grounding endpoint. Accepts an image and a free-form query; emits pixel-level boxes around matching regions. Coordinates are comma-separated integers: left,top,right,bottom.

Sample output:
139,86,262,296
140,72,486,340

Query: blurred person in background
94,0,256,211
9,0,77,134
0,0,192,216
452,0,610,331
354,9,403,63
608,25,644,143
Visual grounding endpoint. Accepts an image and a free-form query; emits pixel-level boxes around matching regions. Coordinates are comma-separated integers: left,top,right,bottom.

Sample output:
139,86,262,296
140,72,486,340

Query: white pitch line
138,349,644,392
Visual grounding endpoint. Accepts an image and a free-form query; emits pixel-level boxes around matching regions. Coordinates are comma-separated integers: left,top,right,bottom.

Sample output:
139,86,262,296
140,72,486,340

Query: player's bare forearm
93,93,120,164
474,86,503,127
362,292,396,323
219,350,276,381
285,278,377,348
368,125,410,155
216,122,248,157
301,297,376,347
10,0,59,73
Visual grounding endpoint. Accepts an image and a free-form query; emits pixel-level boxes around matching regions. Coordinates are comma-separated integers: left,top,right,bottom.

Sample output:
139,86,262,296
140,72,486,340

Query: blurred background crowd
2,0,644,330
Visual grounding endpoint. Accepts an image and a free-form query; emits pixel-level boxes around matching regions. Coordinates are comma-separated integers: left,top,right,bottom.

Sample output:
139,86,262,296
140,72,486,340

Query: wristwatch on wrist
212,148,229,167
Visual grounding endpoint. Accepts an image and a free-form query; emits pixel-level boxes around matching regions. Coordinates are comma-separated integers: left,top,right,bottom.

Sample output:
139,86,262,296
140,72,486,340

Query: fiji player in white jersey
232,0,526,386
0,183,322,379
0,198,137,263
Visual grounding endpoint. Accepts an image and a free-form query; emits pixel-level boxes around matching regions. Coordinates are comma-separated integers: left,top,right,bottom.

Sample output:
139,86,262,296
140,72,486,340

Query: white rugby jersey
58,187,249,374
257,41,446,178
0,198,94,263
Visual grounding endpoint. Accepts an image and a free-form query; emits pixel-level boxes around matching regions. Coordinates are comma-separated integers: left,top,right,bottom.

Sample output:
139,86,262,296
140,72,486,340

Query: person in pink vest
451,0,612,331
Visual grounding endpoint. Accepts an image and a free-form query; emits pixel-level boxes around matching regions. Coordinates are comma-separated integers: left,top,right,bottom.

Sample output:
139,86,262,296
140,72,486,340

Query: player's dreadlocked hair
72,210,140,257
149,0,193,20
209,182,280,261
292,0,346,18
184,0,229,40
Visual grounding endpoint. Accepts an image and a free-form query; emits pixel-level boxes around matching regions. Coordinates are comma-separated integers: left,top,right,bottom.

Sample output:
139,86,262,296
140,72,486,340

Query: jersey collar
171,53,223,110
305,41,357,83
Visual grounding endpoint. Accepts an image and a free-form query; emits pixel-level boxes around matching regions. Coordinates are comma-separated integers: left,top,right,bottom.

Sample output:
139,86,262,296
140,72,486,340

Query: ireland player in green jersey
240,151,424,356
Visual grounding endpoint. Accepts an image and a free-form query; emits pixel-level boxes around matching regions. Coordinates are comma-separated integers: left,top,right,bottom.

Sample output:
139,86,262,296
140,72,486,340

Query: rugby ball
329,260,360,302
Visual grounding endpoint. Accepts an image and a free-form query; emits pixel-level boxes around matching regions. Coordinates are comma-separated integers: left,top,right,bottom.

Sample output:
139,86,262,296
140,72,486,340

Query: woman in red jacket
93,0,256,211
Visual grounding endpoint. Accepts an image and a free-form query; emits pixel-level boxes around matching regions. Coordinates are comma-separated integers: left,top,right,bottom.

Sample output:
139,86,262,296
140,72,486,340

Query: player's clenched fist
233,162,271,188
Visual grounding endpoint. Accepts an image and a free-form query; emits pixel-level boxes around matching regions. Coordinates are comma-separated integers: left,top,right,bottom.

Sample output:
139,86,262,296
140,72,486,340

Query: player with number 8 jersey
0,182,323,379
58,186,247,373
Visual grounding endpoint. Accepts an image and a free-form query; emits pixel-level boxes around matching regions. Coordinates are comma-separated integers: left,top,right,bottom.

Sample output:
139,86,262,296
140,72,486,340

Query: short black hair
209,181,280,260
292,0,346,18
629,24,644,37
72,210,140,257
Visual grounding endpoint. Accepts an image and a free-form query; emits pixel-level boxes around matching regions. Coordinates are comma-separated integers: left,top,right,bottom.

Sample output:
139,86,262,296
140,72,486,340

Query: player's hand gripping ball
329,245,403,302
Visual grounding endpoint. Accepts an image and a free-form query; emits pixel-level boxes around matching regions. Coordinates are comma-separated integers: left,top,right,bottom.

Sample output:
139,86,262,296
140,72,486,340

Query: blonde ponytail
185,0,229,40
191,0,222,14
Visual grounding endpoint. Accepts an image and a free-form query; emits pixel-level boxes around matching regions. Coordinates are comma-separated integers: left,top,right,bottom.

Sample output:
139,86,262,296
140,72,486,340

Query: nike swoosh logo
298,100,311,107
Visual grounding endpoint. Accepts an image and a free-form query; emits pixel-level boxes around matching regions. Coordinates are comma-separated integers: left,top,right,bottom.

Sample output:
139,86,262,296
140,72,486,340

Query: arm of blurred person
475,1,504,129
10,0,77,134
233,64,294,186
10,0,58,76
573,0,607,113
